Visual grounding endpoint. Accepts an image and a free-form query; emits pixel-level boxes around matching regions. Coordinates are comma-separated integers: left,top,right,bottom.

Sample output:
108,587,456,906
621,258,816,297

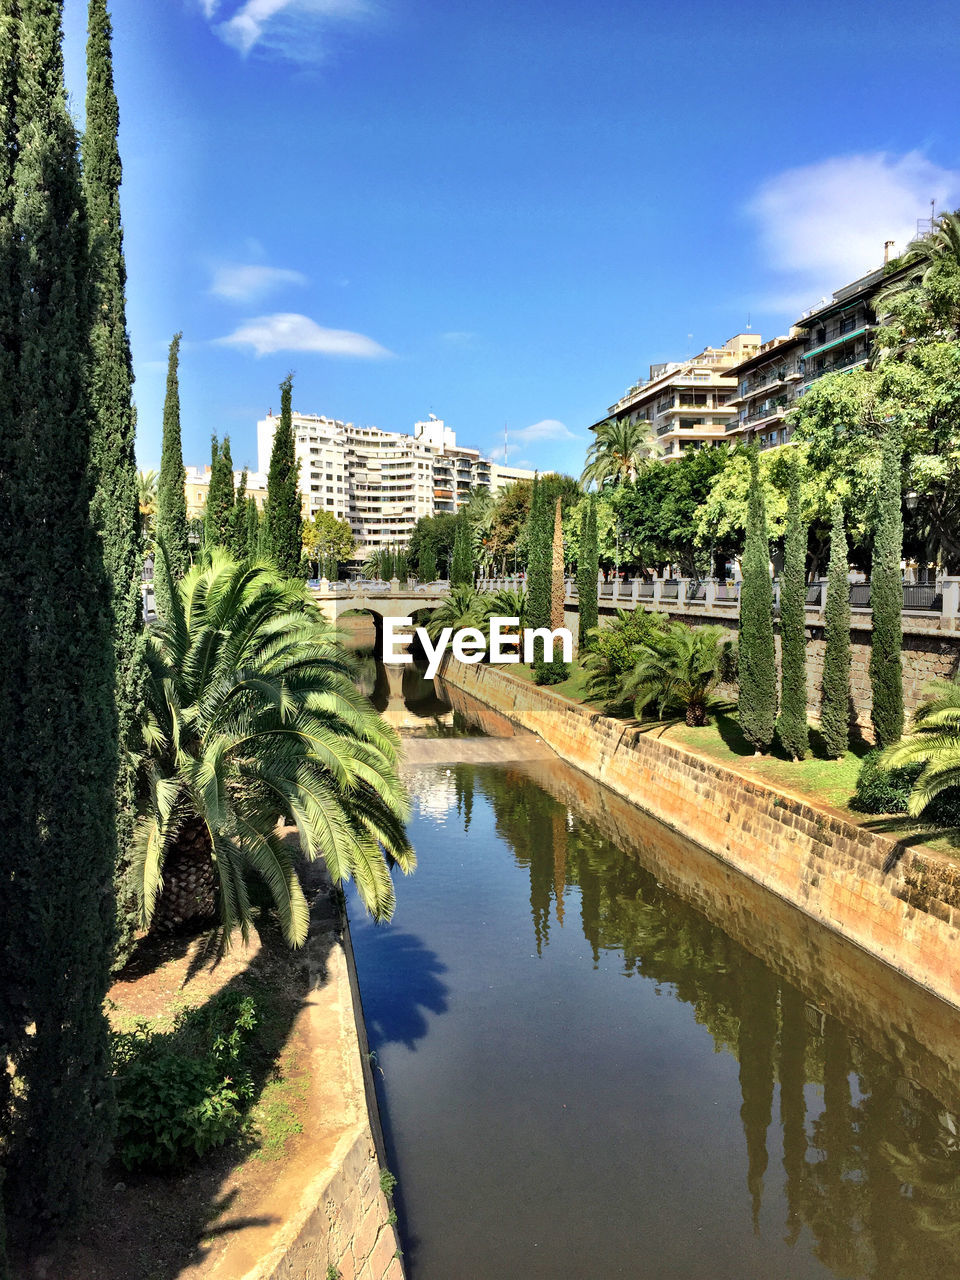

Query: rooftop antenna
745,313,752,332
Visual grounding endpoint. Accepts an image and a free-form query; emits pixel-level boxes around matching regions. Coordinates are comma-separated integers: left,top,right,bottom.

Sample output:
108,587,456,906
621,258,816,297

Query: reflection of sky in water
348,759,960,1280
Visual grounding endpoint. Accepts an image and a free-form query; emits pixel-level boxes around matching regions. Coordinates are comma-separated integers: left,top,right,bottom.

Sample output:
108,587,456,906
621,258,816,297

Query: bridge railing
473,574,960,627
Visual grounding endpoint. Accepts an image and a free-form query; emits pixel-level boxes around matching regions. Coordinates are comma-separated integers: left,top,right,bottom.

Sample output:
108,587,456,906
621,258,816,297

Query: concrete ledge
438,658,960,1012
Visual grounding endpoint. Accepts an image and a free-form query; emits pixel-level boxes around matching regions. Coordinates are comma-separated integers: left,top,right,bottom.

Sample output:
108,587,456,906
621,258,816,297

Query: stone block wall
439,658,960,1011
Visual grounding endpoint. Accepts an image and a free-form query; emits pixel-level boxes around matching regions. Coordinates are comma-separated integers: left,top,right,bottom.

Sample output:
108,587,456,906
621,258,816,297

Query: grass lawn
495,661,957,853
662,709,867,810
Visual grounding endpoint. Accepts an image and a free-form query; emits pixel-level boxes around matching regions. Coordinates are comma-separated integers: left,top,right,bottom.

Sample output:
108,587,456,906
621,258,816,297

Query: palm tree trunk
151,816,218,933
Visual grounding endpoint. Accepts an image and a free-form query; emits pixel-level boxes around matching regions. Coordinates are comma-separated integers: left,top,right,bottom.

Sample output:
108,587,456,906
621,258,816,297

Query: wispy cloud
216,312,394,358
491,418,579,463
745,151,960,313
209,263,307,303
202,0,374,61
440,330,479,348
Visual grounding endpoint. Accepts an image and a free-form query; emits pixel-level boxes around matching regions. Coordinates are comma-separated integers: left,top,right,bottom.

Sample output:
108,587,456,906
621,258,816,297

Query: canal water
347,664,960,1279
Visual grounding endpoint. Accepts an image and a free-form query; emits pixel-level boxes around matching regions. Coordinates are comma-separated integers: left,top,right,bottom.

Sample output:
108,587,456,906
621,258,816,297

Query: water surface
348,681,960,1280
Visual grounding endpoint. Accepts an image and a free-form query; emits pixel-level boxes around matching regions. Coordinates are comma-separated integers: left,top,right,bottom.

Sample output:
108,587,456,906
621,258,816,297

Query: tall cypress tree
869,417,904,747
738,452,777,752
0,0,117,1228
83,0,144,963
776,460,809,760
204,433,234,551
267,372,302,576
820,502,851,758
526,474,551,661
154,331,188,616
451,512,473,585
550,496,565,629
244,493,260,558
577,495,599,649
231,466,248,559
0,3,20,1255
419,535,437,582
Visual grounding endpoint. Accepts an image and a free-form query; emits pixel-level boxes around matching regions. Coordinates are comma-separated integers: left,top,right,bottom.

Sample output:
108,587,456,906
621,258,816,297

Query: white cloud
209,263,307,302
746,151,960,310
492,419,579,462
440,330,478,347
216,312,394,358
203,0,373,61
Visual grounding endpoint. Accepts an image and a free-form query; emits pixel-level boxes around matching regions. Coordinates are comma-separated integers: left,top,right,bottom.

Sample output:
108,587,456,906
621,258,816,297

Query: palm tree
581,416,658,488
874,210,960,334
619,621,730,726
424,584,485,641
475,586,527,647
138,467,158,533
880,676,960,814
135,550,414,947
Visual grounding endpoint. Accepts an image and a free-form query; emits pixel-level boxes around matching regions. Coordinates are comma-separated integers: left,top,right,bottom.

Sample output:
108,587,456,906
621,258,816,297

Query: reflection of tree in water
474,765,960,1279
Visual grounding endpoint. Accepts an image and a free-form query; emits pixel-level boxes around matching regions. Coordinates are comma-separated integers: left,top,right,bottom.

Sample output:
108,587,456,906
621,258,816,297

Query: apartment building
184,465,268,521
723,259,917,450
256,411,517,558
724,331,806,450
597,333,762,461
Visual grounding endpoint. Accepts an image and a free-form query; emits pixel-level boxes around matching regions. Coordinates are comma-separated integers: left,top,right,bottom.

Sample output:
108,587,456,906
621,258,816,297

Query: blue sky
62,0,960,478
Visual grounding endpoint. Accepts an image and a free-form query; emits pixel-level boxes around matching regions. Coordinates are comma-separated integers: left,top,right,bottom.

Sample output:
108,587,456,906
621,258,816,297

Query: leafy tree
738,453,777,752
204,433,234,551
0,0,117,1229
790,344,960,572
776,459,809,760
83,0,146,965
302,509,354,577
581,416,657,488
621,622,731,727
870,416,904,747
485,474,580,573
154,332,189,616
697,443,845,576
266,372,302,577
137,553,414,945
409,511,457,577
576,495,599,648
820,503,851,758
616,448,729,577
451,512,474,586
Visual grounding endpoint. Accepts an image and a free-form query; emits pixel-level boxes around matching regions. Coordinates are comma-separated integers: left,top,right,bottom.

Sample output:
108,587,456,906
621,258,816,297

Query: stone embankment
438,659,960,1011
230,870,404,1280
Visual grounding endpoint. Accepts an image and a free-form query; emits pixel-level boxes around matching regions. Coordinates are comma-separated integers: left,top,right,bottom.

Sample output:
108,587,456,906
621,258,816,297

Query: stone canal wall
438,659,960,1011
253,891,404,1280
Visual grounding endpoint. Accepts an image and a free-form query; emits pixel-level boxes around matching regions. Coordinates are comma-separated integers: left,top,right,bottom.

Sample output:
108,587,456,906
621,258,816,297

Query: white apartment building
596,332,763,461
256,411,530,558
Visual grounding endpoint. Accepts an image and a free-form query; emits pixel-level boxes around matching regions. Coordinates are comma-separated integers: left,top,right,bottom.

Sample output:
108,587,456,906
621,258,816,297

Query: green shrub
113,991,259,1171
535,659,569,686
852,749,922,814
583,608,666,708
853,749,960,825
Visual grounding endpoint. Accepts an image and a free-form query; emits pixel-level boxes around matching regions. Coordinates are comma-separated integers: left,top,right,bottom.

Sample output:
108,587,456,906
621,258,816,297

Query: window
838,314,857,335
